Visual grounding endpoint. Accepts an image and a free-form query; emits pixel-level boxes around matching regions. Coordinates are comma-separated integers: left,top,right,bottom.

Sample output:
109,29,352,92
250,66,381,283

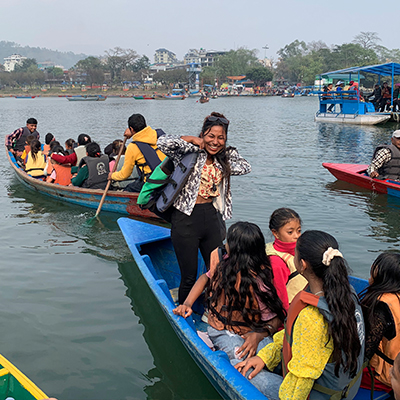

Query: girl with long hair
173,221,286,360
235,230,365,400
157,112,251,304
359,253,400,393
25,139,46,178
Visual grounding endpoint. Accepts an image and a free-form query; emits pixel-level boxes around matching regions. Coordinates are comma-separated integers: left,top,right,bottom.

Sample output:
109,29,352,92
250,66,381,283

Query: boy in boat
108,113,166,192
6,118,39,153
368,130,400,180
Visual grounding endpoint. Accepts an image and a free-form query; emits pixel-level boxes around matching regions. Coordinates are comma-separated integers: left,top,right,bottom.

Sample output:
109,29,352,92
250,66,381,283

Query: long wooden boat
323,163,400,198
163,95,185,100
66,95,106,102
6,150,160,220
117,218,390,400
199,97,209,103
0,353,48,399
15,96,37,99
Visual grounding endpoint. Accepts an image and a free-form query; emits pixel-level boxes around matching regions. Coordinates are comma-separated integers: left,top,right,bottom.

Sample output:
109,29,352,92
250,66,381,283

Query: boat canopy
320,62,400,77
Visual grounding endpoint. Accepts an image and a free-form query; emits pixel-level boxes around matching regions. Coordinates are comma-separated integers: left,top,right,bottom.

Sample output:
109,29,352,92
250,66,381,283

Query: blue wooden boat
117,218,390,400
6,150,160,220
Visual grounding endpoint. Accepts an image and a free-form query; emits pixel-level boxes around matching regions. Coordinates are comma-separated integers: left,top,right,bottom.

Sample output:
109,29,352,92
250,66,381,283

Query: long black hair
206,221,286,334
359,253,400,339
200,112,232,190
30,139,42,162
296,230,361,377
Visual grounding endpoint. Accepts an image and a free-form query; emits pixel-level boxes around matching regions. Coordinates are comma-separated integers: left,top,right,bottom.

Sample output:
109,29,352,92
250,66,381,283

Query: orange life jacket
43,144,51,157
50,163,72,185
370,293,400,387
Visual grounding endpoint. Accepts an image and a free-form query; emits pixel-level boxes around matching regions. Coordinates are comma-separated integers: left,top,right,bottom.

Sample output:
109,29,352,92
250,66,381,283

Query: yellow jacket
111,126,166,181
25,151,46,177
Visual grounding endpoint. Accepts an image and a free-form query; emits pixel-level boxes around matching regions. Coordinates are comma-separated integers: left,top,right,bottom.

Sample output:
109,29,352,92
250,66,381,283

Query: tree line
0,32,399,89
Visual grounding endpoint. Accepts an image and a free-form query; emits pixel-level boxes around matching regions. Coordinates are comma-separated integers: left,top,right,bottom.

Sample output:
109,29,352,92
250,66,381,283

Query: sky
2,0,400,62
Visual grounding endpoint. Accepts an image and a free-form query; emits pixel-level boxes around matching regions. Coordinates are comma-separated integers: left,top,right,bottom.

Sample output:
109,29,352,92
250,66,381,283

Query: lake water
1,95,400,399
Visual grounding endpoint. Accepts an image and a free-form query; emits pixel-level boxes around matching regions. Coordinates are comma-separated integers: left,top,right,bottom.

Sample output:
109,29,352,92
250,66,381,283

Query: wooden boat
199,97,209,103
117,218,390,400
15,96,37,99
133,95,154,100
323,163,400,197
66,95,106,102
163,95,185,100
0,353,48,399
6,150,160,220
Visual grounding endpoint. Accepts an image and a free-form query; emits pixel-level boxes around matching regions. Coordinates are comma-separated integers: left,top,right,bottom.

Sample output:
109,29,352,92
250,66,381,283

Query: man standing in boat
368,130,400,180
6,118,39,153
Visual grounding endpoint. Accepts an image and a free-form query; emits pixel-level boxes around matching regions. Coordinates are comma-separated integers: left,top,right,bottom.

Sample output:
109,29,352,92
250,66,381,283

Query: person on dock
108,113,166,193
359,253,400,394
235,230,365,400
265,208,307,311
6,118,39,153
157,112,251,305
368,130,400,180
380,82,392,112
71,142,109,189
393,83,400,112
173,221,286,361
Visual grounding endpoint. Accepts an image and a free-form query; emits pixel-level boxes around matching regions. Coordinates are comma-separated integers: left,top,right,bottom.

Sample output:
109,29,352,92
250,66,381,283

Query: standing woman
235,230,365,400
157,112,251,304
359,253,400,393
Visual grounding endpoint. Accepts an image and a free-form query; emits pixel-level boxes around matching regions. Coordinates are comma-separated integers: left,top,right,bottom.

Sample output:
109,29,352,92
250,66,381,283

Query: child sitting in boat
359,253,400,394
46,145,72,186
235,230,365,400
64,138,76,155
265,208,307,310
71,142,109,190
21,134,35,163
25,139,46,179
173,221,286,361
43,133,55,157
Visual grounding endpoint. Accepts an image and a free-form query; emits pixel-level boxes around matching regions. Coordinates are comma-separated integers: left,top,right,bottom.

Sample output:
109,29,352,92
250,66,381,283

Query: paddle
90,136,128,221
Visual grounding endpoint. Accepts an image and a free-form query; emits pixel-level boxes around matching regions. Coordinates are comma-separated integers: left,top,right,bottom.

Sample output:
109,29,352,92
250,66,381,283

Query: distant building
259,58,272,68
183,49,226,68
4,54,27,72
37,61,65,71
154,48,177,64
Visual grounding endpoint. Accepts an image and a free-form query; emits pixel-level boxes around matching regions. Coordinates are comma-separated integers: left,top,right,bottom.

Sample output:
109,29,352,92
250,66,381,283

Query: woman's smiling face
202,125,226,155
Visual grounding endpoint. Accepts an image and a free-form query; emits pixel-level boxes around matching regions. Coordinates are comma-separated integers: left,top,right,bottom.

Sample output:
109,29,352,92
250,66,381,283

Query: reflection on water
2,96,400,399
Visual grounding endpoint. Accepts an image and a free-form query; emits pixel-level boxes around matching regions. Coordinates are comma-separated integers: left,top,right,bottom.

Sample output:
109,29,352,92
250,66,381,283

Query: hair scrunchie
322,247,343,266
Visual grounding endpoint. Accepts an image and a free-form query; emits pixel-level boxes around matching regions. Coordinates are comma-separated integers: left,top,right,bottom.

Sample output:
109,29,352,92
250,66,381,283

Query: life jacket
81,155,110,189
110,155,139,189
14,127,39,151
74,145,87,166
50,163,72,186
133,128,166,181
374,144,400,180
137,152,198,218
369,293,400,387
25,151,46,177
283,290,365,399
43,144,51,157
265,242,308,303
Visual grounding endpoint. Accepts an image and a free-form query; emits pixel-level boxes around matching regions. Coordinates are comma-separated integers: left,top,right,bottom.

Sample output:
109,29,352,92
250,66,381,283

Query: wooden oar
94,136,128,218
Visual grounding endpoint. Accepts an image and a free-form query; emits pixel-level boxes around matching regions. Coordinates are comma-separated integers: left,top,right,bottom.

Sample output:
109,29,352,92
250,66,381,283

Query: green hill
0,41,89,69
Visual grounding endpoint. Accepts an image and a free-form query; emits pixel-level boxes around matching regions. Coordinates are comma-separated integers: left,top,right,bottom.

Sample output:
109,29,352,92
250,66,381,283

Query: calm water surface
1,96,400,399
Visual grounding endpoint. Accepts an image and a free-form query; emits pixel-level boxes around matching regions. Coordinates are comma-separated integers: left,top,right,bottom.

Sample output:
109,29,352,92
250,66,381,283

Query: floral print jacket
157,135,251,220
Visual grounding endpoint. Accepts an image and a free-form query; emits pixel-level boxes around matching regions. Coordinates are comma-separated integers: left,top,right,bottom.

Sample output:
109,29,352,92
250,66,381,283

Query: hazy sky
2,0,400,62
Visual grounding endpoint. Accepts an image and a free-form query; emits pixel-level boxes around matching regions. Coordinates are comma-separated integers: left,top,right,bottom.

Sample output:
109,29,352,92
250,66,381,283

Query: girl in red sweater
266,208,307,310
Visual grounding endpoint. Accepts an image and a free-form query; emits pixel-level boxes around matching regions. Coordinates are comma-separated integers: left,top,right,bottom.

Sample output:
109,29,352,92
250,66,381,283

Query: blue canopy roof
320,62,400,77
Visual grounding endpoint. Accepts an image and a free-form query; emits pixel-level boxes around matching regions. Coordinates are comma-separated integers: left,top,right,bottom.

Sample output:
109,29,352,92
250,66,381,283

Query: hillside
0,41,88,69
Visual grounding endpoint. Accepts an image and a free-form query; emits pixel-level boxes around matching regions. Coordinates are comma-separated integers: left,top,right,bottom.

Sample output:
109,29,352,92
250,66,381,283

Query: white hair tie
322,247,343,266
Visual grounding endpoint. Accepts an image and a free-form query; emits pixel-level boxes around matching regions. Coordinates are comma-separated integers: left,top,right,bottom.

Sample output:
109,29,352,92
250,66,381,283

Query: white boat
315,112,391,125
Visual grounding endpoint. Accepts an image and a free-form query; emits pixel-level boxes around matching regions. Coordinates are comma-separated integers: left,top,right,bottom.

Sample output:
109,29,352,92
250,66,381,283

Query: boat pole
94,136,128,218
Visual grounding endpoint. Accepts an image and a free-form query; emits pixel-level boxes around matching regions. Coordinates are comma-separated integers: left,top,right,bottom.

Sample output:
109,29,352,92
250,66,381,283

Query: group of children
14,132,131,190
173,208,400,400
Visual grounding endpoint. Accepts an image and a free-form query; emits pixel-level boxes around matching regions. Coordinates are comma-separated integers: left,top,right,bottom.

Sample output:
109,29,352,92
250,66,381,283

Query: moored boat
6,150,160,220
66,95,106,102
0,353,48,399
199,97,209,103
163,95,185,100
15,96,37,99
323,162,400,197
117,218,390,400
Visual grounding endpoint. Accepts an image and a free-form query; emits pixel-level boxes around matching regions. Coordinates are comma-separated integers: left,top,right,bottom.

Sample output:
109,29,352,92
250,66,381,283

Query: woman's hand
108,172,113,181
234,356,265,380
236,332,265,359
181,136,204,149
173,304,193,318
